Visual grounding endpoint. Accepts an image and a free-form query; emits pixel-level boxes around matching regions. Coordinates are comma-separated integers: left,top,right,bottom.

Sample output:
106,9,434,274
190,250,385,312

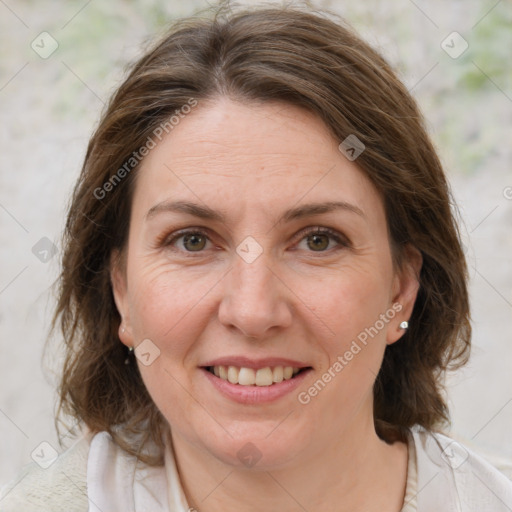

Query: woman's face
112,97,420,469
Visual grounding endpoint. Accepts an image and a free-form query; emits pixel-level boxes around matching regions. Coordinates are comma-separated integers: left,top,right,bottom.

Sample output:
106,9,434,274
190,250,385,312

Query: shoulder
0,434,92,512
411,426,512,511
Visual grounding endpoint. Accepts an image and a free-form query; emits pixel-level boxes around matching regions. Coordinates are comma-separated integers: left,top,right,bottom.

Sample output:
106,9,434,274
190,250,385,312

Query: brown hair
53,2,471,462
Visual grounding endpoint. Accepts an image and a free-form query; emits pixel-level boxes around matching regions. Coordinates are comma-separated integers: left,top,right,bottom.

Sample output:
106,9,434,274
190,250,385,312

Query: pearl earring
399,321,409,330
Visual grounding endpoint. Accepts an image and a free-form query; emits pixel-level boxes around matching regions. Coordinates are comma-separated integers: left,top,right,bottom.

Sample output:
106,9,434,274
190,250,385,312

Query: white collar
86,431,189,512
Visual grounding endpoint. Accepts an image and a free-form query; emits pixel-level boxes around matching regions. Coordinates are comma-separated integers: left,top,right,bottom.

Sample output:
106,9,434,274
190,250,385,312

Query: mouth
199,357,313,404
204,364,311,386
199,359,313,404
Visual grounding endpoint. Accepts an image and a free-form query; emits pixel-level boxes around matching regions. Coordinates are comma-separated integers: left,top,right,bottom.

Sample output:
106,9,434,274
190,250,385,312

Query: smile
207,365,305,386
200,357,313,404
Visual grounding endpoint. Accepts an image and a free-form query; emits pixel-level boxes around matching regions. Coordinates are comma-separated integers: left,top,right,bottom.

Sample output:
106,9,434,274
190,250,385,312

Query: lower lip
200,368,312,404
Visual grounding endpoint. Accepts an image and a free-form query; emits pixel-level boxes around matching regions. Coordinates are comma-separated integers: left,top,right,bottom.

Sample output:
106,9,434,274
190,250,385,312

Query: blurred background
0,0,511,484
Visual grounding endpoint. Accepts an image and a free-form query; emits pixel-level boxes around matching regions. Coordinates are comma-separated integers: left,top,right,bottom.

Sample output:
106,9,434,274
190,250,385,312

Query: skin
112,97,422,511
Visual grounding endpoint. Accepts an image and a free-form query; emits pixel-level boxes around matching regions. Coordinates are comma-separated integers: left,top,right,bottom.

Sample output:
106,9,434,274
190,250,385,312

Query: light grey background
1,0,511,484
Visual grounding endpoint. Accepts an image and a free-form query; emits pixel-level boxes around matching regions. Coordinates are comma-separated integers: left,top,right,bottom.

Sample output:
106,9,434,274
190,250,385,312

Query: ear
110,249,134,348
386,244,422,345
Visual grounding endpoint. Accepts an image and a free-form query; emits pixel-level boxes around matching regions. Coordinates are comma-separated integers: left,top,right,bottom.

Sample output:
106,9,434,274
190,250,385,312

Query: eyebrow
146,200,365,223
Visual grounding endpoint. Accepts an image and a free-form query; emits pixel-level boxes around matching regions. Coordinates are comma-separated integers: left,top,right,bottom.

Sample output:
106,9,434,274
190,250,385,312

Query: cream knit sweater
0,435,90,512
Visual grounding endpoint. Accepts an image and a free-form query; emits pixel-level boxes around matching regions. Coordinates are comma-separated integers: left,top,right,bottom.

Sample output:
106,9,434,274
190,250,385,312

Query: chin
190,420,307,471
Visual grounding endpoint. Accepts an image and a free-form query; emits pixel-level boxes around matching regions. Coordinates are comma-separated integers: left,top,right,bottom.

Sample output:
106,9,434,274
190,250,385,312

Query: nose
218,252,293,339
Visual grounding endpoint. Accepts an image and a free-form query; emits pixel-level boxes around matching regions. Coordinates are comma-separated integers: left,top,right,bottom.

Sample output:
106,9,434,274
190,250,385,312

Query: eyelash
159,226,350,256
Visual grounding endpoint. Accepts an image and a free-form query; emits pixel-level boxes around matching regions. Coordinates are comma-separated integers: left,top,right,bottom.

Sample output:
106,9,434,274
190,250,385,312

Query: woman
2,3,511,511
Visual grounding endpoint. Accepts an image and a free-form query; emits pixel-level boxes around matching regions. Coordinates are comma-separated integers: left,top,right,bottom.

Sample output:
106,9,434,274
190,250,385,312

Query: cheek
128,268,206,421
315,265,392,338
136,359,193,439
311,266,393,397
298,274,392,426
127,260,214,337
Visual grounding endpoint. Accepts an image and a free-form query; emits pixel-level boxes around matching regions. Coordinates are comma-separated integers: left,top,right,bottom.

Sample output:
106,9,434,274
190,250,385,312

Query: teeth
283,366,294,380
238,367,256,385
272,366,283,383
210,365,302,386
255,367,273,386
227,366,239,384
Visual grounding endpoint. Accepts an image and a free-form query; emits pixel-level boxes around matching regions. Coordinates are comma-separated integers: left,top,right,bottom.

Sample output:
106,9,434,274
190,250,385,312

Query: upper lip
201,356,311,369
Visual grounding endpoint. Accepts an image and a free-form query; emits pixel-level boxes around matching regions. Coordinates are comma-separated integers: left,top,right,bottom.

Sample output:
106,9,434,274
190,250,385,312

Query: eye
160,226,349,256
163,229,212,253
295,227,349,253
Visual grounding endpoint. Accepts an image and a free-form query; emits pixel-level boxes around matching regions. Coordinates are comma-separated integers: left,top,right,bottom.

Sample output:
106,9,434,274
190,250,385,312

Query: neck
168,409,408,512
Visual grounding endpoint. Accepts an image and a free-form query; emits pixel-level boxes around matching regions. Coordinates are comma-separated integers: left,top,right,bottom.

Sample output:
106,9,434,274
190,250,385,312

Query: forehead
131,97,382,223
